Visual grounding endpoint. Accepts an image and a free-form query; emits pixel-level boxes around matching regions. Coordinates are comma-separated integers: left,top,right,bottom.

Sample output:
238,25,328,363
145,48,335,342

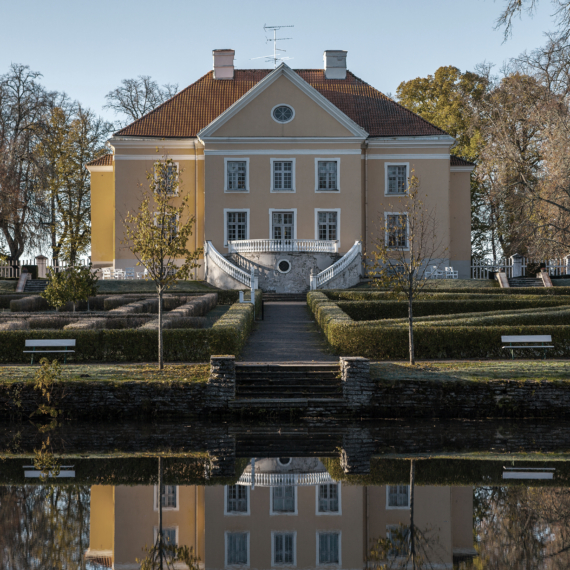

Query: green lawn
0,363,210,383
0,281,17,293
371,360,570,382
96,280,214,293
352,279,498,289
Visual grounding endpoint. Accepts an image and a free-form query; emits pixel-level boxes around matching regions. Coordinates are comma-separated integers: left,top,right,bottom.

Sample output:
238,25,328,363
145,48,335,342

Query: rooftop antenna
251,24,294,68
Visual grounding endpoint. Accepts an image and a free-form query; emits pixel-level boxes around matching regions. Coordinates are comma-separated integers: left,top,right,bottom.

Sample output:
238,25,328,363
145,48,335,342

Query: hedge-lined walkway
240,302,336,362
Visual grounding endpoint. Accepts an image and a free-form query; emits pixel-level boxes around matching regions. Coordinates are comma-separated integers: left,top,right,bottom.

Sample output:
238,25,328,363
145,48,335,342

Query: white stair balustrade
204,240,252,288
236,471,334,487
228,239,338,254
312,241,362,290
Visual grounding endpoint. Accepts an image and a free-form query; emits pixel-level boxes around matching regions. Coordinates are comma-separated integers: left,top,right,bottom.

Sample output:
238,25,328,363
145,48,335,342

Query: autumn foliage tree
122,157,201,370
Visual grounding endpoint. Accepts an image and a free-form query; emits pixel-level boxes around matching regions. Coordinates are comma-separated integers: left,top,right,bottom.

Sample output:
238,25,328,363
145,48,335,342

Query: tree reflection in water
0,485,90,569
458,486,570,569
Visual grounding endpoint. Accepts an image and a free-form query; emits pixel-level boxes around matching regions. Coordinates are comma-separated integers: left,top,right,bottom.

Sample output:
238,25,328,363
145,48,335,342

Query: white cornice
204,148,361,156
201,136,361,144
450,165,475,172
367,136,455,148
108,137,200,149
114,154,204,161
198,63,369,140
365,154,450,160
86,165,113,172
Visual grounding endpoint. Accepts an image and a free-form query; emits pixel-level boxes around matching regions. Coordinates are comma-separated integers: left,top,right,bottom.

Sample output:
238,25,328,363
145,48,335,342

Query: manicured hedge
0,301,256,362
337,298,570,321
10,296,50,312
326,287,570,299
308,291,570,359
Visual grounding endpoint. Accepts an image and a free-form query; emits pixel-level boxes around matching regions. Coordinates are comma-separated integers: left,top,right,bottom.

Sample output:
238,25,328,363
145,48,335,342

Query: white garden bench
24,339,76,364
501,335,553,360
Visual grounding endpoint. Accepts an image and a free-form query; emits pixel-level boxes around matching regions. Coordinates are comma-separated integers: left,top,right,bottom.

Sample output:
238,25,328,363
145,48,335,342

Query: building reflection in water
87,457,475,569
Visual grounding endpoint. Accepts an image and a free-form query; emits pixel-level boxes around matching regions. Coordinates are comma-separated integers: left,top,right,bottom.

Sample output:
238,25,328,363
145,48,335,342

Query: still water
1,420,569,569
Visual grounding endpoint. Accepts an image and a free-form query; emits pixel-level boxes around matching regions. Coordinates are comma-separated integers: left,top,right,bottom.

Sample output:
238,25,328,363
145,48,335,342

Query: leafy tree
369,174,446,365
40,99,111,264
104,76,178,128
41,263,98,311
396,66,491,260
122,157,201,370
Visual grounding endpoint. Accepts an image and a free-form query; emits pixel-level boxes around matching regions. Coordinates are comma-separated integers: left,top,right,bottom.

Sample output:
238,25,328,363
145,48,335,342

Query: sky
0,0,559,122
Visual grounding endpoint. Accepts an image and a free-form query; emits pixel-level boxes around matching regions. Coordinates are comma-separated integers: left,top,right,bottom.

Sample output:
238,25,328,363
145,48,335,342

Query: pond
1,419,570,569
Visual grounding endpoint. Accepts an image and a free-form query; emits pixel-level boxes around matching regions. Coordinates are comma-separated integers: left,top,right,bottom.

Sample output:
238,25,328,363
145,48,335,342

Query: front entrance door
272,212,294,241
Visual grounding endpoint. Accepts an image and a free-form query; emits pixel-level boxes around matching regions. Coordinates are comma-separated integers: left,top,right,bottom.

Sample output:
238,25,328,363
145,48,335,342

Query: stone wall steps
508,277,543,287
23,280,48,293
262,293,308,302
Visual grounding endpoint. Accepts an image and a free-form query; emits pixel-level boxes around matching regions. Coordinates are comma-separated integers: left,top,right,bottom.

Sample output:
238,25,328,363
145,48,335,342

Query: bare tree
369,174,447,365
0,64,53,262
497,0,570,41
104,76,178,128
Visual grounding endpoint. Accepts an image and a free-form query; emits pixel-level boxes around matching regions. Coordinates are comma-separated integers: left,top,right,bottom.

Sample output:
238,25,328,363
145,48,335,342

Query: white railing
205,240,252,287
0,265,21,279
471,256,570,279
228,239,338,254
312,241,362,290
237,471,334,487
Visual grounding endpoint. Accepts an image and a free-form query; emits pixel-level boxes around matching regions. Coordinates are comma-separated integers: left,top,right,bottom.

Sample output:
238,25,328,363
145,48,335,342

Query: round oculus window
272,105,294,123
278,457,292,466
277,259,291,273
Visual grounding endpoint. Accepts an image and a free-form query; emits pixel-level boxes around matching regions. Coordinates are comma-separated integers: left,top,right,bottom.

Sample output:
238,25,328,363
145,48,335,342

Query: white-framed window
316,531,341,566
154,212,178,243
224,209,250,247
225,158,250,192
153,485,179,511
386,485,410,509
315,158,340,192
224,485,250,515
385,212,409,249
154,526,179,546
386,525,410,558
315,209,340,245
271,104,295,124
316,483,341,515
270,209,297,241
225,531,250,567
385,163,409,195
270,486,297,515
153,161,179,196
272,531,297,566
271,158,296,192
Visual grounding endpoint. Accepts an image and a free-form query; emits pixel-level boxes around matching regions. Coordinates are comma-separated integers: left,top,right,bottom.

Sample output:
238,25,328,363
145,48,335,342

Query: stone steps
508,277,543,287
263,293,308,302
23,280,48,293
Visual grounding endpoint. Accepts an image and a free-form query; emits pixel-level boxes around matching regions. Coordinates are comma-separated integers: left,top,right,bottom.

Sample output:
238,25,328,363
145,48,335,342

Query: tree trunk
158,456,163,568
408,280,415,365
158,288,163,370
410,459,416,569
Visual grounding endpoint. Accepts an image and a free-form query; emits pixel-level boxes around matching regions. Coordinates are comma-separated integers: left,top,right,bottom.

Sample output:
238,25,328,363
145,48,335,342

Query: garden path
239,302,336,362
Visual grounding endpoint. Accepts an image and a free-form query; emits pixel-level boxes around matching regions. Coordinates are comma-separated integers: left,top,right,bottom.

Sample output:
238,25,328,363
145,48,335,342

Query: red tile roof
86,154,113,166
450,155,475,167
115,70,447,139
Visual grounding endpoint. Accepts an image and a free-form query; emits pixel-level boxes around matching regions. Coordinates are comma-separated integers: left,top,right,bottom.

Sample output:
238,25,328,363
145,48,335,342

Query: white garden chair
102,268,112,280
124,267,135,279
445,266,458,279
113,269,126,279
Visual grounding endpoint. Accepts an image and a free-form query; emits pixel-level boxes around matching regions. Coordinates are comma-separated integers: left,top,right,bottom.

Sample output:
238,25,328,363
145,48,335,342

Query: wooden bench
24,339,76,364
501,335,553,359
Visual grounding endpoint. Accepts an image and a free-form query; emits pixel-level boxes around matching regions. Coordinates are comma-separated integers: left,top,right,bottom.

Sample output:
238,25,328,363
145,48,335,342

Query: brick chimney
324,50,347,79
213,49,235,80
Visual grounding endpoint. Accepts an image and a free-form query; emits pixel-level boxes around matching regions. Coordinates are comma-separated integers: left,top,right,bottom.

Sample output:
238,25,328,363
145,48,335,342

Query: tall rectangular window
154,527,178,546
387,165,408,194
387,525,410,558
318,532,340,565
387,485,409,508
227,161,247,191
156,485,177,508
154,213,178,243
318,483,339,513
273,161,293,191
272,486,295,513
386,214,408,248
272,212,294,241
318,212,338,241
317,161,338,191
154,162,178,195
273,532,295,565
226,532,248,565
226,485,248,513
227,211,248,242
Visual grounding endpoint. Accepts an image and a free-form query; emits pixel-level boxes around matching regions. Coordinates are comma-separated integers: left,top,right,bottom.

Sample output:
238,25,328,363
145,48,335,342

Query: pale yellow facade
87,482,473,569
87,62,473,281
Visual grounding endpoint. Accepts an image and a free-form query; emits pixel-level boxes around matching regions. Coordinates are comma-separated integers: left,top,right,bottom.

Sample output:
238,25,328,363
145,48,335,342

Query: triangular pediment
198,64,368,140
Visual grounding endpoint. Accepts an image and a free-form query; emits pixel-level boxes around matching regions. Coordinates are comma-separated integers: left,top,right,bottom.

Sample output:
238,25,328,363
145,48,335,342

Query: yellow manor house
87,49,474,292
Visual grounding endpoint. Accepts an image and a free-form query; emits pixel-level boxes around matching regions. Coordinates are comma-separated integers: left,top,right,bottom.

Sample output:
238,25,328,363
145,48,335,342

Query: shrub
104,296,144,311
21,265,38,279
10,296,50,312
0,320,29,331
109,298,156,314
210,301,255,354
0,294,29,309
140,317,206,330
27,316,75,329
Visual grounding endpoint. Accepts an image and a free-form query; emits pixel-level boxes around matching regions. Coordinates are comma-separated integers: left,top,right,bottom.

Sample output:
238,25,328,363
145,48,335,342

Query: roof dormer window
272,105,294,123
